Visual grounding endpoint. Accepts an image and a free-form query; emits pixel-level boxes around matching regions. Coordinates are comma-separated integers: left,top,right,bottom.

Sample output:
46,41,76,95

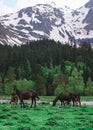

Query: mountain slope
0,0,93,45
64,0,93,43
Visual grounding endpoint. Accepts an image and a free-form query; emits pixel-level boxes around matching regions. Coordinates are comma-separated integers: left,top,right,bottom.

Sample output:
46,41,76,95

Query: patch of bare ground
0,100,93,105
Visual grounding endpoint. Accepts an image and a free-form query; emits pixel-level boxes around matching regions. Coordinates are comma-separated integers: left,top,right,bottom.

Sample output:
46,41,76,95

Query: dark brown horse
13,87,39,108
52,92,81,106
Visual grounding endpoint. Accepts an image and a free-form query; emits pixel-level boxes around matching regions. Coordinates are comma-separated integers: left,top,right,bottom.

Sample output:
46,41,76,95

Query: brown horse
73,93,81,106
10,92,18,105
13,87,39,108
52,92,81,106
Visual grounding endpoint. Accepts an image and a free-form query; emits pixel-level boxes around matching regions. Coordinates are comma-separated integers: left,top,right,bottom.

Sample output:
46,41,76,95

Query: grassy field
0,101,93,130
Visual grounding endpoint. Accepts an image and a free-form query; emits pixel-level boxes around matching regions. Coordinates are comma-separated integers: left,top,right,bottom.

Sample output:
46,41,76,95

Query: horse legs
60,99,64,106
77,97,81,106
61,101,63,106
76,99,81,106
30,98,33,108
67,100,71,105
79,100,81,106
20,99,25,108
31,98,36,108
20,101,22,108
72,100,75,106
63,101,66,106
34,98,36,107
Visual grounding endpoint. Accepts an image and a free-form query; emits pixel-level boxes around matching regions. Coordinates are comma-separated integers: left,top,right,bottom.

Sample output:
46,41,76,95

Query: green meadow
0,101,93,130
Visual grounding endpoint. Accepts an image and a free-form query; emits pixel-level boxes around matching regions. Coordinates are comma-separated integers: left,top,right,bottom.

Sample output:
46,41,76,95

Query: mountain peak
50,1,56,7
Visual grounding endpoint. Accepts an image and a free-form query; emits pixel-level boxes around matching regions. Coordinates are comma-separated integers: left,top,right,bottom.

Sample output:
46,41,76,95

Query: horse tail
34,91,40,100
36,92,40,100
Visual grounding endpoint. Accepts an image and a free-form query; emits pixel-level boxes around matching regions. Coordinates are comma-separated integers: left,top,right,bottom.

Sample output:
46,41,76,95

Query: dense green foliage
0,103,93,130
0,39,93,95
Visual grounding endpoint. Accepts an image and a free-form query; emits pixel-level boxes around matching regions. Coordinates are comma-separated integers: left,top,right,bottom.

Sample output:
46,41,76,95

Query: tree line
0,39,93,96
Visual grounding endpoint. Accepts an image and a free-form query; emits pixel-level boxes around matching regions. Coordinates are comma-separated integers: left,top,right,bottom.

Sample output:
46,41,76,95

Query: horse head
52,100,56,106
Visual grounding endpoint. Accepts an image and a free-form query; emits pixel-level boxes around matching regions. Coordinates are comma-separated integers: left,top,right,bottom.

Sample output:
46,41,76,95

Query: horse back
59,92,71,100
19,90,39,100
19,91,32,99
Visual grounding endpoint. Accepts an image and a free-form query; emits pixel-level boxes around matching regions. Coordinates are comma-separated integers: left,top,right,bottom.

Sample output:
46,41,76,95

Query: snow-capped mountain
0,0,93,45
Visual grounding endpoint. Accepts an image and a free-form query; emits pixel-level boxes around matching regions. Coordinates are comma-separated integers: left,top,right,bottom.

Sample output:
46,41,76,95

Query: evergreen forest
0,39,93,96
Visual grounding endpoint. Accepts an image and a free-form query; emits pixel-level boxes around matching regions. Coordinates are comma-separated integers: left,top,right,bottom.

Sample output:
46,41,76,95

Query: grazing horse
13,87,39,108
10,92,18,106
52,92,81,106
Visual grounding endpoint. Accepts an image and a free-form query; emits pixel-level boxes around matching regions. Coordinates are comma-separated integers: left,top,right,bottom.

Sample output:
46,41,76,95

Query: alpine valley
0,0,93,45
